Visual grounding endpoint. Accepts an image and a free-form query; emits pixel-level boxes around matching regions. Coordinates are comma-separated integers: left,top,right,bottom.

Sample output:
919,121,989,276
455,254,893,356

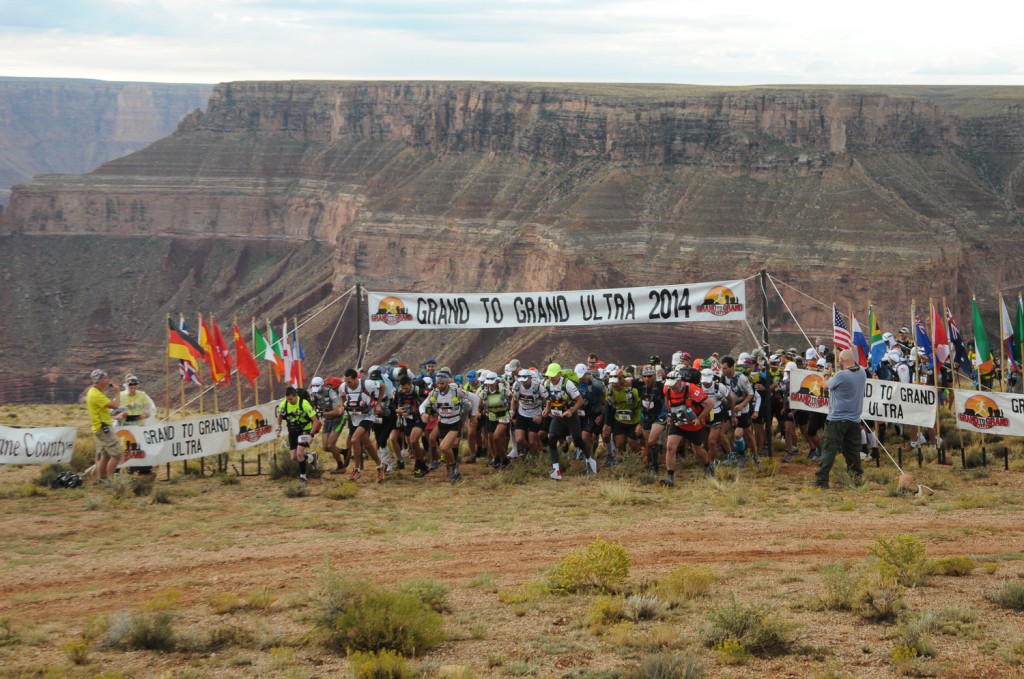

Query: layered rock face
4,82,1024,401
0,77,211,206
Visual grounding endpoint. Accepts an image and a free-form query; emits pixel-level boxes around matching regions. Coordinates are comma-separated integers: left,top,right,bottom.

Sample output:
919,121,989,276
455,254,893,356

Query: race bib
298,434,312,446
615,409,634,423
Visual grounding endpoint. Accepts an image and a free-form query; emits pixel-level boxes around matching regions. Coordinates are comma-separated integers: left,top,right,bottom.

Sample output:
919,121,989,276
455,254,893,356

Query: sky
1,0,1023,86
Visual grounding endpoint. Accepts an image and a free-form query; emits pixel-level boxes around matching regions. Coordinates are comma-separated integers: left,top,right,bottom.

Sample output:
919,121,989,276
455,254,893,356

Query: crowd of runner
277,333,947,486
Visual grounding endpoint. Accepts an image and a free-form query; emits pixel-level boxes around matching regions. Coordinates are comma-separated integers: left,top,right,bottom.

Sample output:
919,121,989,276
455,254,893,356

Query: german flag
168,318,204,368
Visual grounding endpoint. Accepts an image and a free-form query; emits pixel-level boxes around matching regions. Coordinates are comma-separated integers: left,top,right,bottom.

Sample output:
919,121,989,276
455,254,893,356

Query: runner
480,371,514,468
462,369,486,462
699,368,735,464
368,365,398,472
574,363,607,466
275,386,322,485
661,369,714,485
340,368,385,483
392,375,429,477
604,369,643,462
638,364,668,473
310,375,349,474
721,355,756,466
418,369,467,484
542,363,593,480
512,368,548,459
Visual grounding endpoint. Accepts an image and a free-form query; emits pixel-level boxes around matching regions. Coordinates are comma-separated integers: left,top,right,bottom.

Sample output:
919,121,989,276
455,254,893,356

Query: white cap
574,363,588,379
671,351,684,366
310,376,324,393
517,369,531,381
700,368,714,384
606,363,619,374
739,352,752,363
805,348,818,361
883,332,894,343
885,349,903,364
483,372,499,385
817,344,826,354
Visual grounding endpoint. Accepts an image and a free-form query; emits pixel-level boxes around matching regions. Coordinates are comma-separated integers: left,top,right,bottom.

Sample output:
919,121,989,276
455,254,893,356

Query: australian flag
946,306,970,369
915,314,933,369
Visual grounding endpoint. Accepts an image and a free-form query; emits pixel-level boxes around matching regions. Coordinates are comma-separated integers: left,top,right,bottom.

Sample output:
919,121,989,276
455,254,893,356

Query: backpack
875,362,895,382
680,367,701,385
561,368,580,386
324,376,343,391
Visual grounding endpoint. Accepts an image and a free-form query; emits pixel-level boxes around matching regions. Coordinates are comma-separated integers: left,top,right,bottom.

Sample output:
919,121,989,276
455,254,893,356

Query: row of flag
832,295,1024,377
166,315,307,389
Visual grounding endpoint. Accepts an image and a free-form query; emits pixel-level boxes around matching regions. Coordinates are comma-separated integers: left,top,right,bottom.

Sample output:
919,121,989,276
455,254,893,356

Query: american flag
833,305,852,351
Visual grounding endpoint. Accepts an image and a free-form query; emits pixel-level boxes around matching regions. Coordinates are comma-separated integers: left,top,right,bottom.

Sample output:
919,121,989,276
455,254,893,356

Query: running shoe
307,452,319,472
428,459,441,471
586,458,597,475
782,452,794,463
659,476,675,487
299,474,308,485
413,465,429,479
377,467,384,484
451,471,463,485
348,469,361,481
575,447,584,460
722,454,737,466
384,462,393,474
330,466,347,475
549,468,562,481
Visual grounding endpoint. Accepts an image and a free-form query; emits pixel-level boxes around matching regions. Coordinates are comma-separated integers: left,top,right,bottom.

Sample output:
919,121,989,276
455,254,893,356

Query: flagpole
944,298,959,390
252,317,262,405
165,313,172,421
266,319,276,402
911,299,919,384
999,293,1007,392
210,313,221,414
235,314,243,410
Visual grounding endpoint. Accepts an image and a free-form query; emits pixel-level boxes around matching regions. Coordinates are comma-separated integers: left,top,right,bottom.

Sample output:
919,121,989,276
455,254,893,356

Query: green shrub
347,649,414,679
151,488,172,504
587,595,626,630
315,571,445,657
102,611,175,651
869,534,932,587
395,578,451,613
246,586,277,610
932,555,976,577
894,616,937,658
855,566,906,622
624,652,704,679
819,562,857,611
283,483,309,498
654,565,716,605
61,637,90,665
551,538,631,593
702,596,795,657
325,480,359,500
987,581,1024,611
713,637,752,665
220,474,241,485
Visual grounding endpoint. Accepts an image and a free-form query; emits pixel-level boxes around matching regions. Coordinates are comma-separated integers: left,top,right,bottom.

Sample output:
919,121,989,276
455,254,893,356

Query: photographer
86,369,125,485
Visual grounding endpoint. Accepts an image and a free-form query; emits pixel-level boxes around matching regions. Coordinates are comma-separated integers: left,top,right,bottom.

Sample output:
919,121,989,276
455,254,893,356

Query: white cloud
1,1,1023,85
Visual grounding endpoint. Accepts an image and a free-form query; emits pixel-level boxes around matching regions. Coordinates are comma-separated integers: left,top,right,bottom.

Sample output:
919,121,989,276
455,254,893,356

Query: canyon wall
3,82,1024,401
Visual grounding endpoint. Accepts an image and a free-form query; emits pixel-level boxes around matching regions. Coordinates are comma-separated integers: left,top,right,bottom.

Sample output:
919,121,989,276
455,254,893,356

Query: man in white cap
512,368,548,460
310,376,348,473
87,369,124,484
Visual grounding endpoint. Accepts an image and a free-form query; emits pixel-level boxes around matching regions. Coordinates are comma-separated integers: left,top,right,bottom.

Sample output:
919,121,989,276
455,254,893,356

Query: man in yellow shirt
87,369,124,483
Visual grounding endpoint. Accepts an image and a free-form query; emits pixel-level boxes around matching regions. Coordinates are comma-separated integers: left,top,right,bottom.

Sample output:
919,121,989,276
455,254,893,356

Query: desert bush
702,596,796,657
102,611,176,651
932,555,976,577
61,637,90,664
894,616,937,658
220,474,241,485
869,534,932,587
713,637,752,665
987,581,1024,611
755,456,781,478
890,644,941,677
653,565,715,606
497,581,549,606
283,482,309,498
913,608,980,639
142,589,181,612
151,488,172,504
325,480,359,500
246,586,277,610
315,570,445,656
0,618,19,647
587,595,626,630
201,623,259,651
347,649,414,679
207,592,243,615
855,566,906,622
624,652,704,679
819,562,857,611
35,464,72,488
395,578,451,613
551,538,631,593
624,594,668,622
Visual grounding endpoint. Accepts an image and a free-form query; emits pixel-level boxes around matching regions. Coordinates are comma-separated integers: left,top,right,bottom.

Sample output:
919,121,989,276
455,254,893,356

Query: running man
542,363,593,480
661,370,714,485
340,368,385,482
276,386,322,484
419,370,468,484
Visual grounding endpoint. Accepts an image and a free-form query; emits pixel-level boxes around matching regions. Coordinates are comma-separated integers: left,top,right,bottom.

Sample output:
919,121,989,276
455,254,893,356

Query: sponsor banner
228,402,279,451
0,425,77,465
787,369,937,427
118,412,235,466
954,390,1024,436
368,280,747,330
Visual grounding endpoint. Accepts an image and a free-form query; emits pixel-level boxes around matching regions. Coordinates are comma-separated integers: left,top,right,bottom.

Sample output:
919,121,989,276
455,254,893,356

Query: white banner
954,389,1024,436
787,369,937,427
117,412,235,466
227,402,279,451
368,279,747,330
0,425,78,465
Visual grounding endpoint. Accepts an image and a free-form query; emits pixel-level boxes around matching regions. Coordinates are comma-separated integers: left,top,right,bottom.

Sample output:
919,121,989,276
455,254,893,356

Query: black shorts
793,410,809,426
609,420,640,440
437,421,462,438
350,418,374,433
808,412,827,437
515,413,544,433
733,411,752,429
485,417,510,433
668,425,703,445
287,428,313,450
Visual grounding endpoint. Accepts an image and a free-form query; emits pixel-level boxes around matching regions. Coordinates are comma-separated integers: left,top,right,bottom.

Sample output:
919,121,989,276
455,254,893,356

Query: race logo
696,286,744,316
958,395,1009,429
115,430,145,460
371,296,414,326
791,374,829,408
236,410,274,444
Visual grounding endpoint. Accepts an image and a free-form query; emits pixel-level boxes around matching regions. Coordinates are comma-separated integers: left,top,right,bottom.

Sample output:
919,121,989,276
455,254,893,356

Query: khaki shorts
95,428,122,459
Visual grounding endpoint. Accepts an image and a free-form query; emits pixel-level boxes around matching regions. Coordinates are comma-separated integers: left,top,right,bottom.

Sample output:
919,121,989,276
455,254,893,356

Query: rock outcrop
0,77,211,206
4,82,1024,401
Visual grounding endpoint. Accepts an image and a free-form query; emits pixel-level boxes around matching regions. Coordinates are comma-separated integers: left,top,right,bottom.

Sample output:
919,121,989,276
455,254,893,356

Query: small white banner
953,389,1024,436
788,369,937,427
0,425,78,465
368,279,747,330
227,402,279,451
118,412,235,466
